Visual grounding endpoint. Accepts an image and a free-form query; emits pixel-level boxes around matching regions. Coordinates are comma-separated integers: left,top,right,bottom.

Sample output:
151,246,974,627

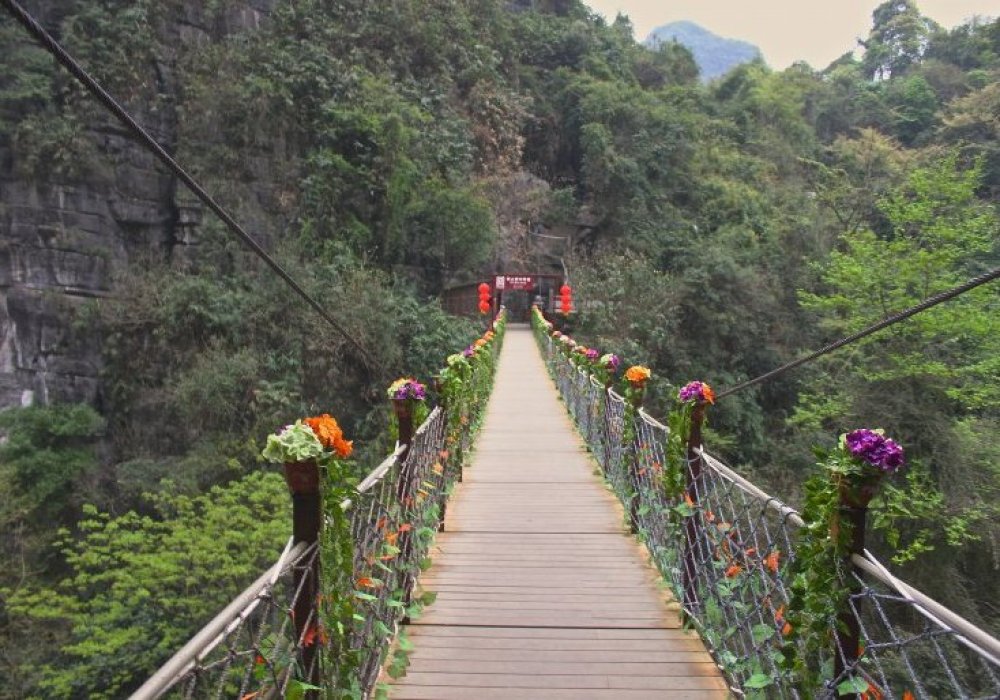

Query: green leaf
751,624,775,644
837,676,870,694
745,673,774,689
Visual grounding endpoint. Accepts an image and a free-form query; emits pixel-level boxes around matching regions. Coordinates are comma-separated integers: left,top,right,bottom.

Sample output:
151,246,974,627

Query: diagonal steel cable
715,264,1000,400
1,0,372,370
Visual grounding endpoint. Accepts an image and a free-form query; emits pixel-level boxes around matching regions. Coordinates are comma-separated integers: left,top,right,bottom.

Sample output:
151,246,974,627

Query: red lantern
478,282,491,315
559,284,572,315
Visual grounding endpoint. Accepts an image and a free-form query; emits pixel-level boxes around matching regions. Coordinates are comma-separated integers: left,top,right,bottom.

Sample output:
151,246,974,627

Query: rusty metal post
682,403,706,618
286,460,321,695
834,491,869,690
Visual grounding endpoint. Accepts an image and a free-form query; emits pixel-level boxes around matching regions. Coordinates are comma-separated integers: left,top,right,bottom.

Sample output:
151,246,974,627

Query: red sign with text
502,275,534,291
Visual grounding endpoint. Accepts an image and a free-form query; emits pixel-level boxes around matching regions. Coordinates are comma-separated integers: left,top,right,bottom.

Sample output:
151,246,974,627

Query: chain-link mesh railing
139,314,506,699
132,540,321,699
540,328,1000,700
348,408,448,691
138,412,450,700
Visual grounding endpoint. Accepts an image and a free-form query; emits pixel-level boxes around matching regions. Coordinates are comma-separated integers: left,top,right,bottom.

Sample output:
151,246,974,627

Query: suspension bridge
4,1,1000,696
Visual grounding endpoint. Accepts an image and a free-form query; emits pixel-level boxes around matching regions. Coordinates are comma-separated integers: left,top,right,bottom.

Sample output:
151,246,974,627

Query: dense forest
0,0,998,696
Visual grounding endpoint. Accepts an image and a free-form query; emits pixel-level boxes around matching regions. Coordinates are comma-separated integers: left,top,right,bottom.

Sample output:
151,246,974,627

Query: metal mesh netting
542,336,1000,700
145,541,321,699
149,410,451,699
349,407,448,690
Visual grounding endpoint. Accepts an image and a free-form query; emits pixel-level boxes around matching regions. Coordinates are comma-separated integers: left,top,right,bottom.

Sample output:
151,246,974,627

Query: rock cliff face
0,1,275,409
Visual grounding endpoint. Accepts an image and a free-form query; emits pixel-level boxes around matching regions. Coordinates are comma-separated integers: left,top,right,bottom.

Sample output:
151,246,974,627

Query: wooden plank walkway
389,325,728,699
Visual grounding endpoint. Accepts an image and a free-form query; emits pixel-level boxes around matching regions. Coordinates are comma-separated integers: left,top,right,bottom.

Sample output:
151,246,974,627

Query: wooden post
834,487,869,691
682,403,706,617
285,460,321,696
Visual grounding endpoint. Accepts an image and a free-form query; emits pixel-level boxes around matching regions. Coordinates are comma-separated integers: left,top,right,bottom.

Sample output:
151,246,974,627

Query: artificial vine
781,429,906,696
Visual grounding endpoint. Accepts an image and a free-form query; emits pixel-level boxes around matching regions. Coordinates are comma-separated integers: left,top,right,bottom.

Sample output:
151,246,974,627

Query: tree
795,155,1000,619
860,0,938,80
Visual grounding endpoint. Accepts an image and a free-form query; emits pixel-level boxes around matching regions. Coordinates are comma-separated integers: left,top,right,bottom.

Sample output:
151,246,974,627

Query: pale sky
584,0,998,70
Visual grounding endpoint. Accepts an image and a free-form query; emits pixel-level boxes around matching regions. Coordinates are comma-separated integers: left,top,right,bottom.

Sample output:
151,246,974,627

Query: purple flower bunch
391,378,427,401
600,353,620,372
462,346,475,357
844,429,905,474
585,348,600,362
678,380,715,404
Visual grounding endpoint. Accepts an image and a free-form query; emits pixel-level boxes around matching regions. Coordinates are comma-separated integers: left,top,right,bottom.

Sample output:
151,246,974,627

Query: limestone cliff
0,1,276,409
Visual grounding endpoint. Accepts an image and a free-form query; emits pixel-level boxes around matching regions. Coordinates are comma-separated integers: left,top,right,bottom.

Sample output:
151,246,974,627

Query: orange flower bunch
625,365,652,386
484,330,495,341
474,338,487,349
304,413,353,458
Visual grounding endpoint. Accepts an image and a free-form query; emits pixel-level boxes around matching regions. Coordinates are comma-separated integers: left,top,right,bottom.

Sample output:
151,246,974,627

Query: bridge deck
389,326,727,699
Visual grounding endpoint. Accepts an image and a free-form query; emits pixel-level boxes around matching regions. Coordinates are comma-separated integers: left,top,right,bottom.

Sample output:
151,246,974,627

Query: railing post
434,378,449,533
392,399,418,623
626,389,644,535
833,489,868,691
682,402,706,618
599,380,614,472
285,460,321,695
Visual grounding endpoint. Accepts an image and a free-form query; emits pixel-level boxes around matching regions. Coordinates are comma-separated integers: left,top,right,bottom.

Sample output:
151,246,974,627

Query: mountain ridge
644,20,761,81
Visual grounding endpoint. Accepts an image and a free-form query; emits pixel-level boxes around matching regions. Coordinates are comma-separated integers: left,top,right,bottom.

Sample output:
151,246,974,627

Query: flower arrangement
305,413,353,458
261,413,354,494
388,378,426,401
678,380,715,405
624,365,651,386
593,352,620,385
262,414,354,463
844,429,905,475
262,421,326,464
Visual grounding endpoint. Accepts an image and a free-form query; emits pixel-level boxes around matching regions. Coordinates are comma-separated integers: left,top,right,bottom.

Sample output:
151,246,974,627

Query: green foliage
3,472,289,698
0,404,105,527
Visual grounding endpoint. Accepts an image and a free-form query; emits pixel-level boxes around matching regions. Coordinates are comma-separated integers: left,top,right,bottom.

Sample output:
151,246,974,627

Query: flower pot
283,460,320,495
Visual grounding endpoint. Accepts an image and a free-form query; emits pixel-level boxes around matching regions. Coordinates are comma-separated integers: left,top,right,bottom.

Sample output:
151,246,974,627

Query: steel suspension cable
1,0,372,369
715,264,1000,401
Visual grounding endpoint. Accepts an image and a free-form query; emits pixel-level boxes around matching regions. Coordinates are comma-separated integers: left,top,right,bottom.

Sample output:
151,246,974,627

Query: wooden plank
391,688,727,700
407,648,715,664
399,672,727,691
406,626,696,640
404,659,722,677
406,636,707,651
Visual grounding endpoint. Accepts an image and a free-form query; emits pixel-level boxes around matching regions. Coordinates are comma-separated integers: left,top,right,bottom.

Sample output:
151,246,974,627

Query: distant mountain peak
645,21,761,81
